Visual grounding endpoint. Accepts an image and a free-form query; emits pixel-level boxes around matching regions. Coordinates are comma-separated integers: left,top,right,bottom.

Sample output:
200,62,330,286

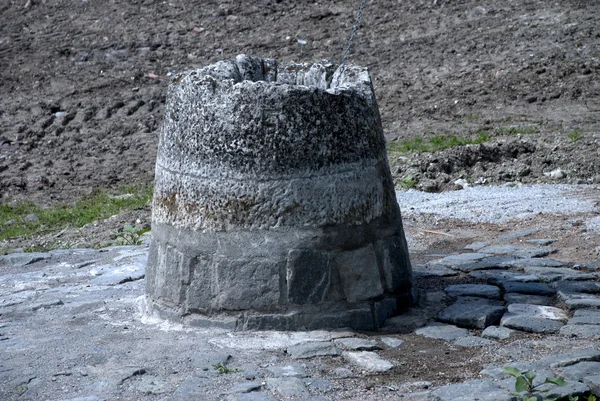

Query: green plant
397,175,417,190
214,363,238,374
386,131,489,154
503,366,566,401
567,129,581,142
569,395,597,401
115,225,150,246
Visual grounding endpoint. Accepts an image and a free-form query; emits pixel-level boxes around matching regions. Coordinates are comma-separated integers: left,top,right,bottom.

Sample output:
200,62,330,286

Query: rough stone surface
286,342,341,359
560,324,600,338
453,336,496,347
503,293,553,305
481,326,516,340
437,301,506,329
569,309,600,325
499,281,555,296
414,323,472,341
342,351,394,373
267,365,308,378
380,337,405,348
266,377,308,398
558,362,600,380
429,379,513,401
333,338,381,351
444,284,501,299
145,56,412,330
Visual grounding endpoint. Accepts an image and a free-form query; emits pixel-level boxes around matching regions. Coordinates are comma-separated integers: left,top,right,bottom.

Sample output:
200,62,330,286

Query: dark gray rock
267,365,308,378
569,309,600,325
582,375,600,397
429,379,513,401
522,266,596,281
453,256,520,272
191,352,232,370
0,252,52,267
503,293,552,305
481,326,516,340
542,349,600,368
524,239,556,246
437,301,506,329
473,270,539,283
333,338,381,351
432,253,488,269
500,281,555,296
380,337,404,348
479,245,520,254
511,247,556,259
266,377,309,398
558,361,600,380
453,336,496,347
225,393,278,401
445,284,501,299
287,342,341,359
501,304,567,333
413,264,459,277
564,294,600,310
303,379,333,392
556,281,600,296
497,229,538,243
560,324,600,338
286,249,331,305
502,258,564,269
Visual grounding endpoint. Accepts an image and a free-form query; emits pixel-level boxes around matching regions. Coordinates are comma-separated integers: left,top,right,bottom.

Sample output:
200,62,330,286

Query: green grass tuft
0,185,153,243
567,129,581,142
387,131,489,154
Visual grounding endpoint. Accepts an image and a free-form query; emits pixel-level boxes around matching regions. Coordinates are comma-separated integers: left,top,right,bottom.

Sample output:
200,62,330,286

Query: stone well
145,54,412,331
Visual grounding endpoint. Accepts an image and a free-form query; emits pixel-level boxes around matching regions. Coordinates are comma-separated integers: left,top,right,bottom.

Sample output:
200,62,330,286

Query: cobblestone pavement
1,187,600,401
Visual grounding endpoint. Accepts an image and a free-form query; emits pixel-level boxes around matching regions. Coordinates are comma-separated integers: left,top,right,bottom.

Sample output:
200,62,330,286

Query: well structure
145,55,412,330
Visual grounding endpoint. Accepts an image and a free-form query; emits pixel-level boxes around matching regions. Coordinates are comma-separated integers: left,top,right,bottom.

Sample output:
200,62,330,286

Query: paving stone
294,396,331,401
266,365,308,378
479,362,547,379
437,301,505,329
433,253,489,269
501,307,566,334
303,378,333,392
453,336,496,347
332,367,353,378
286,342,341,359
507,303,569,320
481,326,517,340
333,338,380,351
225,393,278,401
558,361,600,380
191,352,232,370
0,252,52,267
582,375,600,397
500,281,555,296
226,382,263,394
380,336,404,348
464,241,487,251
413,263,460,277
444,284,501,299
474,270,540,283
564,294,600,310
172,377,212,400
414,323,472,341
501,258,564,268
524,239,556,246
478,245,520,255
266,377,308,398
453,256,520,272
429,379,513,401
511,247,556,259
542,349,600,368
560,324,600,338
569,309,600,325
342,351,394,373
497,229,538,243
522,266,596,281
556,281,600,296
503,293,553,305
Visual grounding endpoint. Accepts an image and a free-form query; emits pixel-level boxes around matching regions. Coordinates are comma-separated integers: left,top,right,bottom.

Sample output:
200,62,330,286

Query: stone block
499,281,555,296
438,302,506,329
445,284,501,299
342,351,394,372
430,379,513,401
335,245,383,303
286,249,331,305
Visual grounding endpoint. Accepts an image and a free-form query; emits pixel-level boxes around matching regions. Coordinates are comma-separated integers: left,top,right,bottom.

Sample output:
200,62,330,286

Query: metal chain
336,0,368,86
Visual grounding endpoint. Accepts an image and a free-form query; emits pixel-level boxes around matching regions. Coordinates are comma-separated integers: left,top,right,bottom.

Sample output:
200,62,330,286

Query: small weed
397,175,417,190
386,131,488,154
214,364,238,374
503,366,566,401
115,225,151,246
568,129,582,142
496,126,539,136
570,396,597,401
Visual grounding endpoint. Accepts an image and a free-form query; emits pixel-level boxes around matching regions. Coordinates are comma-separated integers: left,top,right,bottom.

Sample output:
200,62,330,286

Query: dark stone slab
438,302,506,329
430,379,513,401
558,361,600,380
569,309,600,325
503,293,552,306
286,342,341,359
560,324,600,338
501,315,564,333
500,281,555,296
445,284,501,300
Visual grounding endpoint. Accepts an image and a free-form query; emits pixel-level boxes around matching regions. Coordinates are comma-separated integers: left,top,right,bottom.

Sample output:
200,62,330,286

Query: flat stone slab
557,361,600,380
524,239,556,246
542,349,600,368
582,375,600,396
497,229,538,243
560,324,600,338
265,377,308,398
380,337,404,348
286,342,341,359
502,258,564,268
503,293,552,305
569,309,600,325
511,247,556,259
437,301,505,329
433,253,489,268
556,281,600,296
267,365,308,378
333,338,381,351
506,303,569,321
453,256,520,272
444,284,501,299
500,304,568,333
413,264,460,277
563,294,600,310
342,351,394,373
473,270,539,283
522,266,597,281
415,323,472,341
481,326,517,340
499,281,555,296
478,245,520,254
453,336,496,347
430,379,513,401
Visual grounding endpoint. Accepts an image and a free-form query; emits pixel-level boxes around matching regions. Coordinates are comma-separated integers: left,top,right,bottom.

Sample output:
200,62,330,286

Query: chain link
336,0,368,87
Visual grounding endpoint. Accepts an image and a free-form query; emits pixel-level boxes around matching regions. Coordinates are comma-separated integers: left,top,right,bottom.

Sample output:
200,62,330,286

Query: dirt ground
0,0,599,396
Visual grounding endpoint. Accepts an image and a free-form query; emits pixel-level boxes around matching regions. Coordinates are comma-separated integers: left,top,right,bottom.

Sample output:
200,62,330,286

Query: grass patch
396,175,417,190
0,185,153,242
567,129,581,142
387,131,489,154
495,125,539,136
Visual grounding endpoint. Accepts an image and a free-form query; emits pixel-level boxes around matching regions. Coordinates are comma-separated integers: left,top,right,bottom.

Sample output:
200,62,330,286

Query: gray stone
503,292,552,305
500,281,555,296
88,264,145,286
414,323,472,341
303,378,333,392
556,281,600,296
570,309,600,325
453,336,496,347
0,252,52,267
481,326,516,340
227,382,264,394
333,337,381,351
564,294,600,310
332,367,353,378
430,379,513,401
287,342,341,359
473,270,539,283
505,303,568,320
558,361,600,380
55,397,106,401
478,245,520,254
444,284,501,299
501,258,564,268
501,315,564,333
172,377,212,400
582,375,600,397
295,397,331,401
464,241,487,251
437,301,506,329
560,324,600,338
413,264,459,277
225,393,278,401
454,255,520,272
497,229,538,243
433,253,488,268
191,352,232,370
542,349,600,368
524,239,556,246
524,266,597,281
342,351,394,372
266,365,308,378
511,247,556,259
266,377,308,398
380,337,404,348
145,57,412,329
